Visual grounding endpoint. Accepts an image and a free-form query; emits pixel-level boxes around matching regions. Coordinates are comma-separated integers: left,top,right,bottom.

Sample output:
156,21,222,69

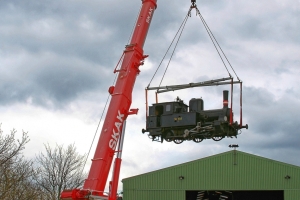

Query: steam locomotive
142,90,248,144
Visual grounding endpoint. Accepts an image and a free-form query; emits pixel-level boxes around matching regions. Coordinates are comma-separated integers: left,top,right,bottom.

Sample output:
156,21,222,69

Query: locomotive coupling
241,124,248,129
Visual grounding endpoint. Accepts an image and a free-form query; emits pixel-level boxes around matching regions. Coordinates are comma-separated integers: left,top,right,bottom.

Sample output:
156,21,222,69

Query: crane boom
61,0,157,199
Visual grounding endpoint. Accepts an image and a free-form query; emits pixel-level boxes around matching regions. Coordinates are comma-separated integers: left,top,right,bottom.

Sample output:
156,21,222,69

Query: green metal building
122,150,300,200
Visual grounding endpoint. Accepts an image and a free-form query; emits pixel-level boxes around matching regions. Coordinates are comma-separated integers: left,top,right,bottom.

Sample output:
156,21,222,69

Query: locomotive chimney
223,90,229,108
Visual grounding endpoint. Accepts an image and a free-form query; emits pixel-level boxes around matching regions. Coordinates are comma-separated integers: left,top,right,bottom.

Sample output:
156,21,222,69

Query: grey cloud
237,86,300,163
1,0,134,108
0,49,111,108
1,2,119,64
1,0,300,168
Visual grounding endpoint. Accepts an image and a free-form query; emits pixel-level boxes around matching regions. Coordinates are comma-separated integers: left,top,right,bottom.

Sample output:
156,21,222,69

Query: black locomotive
142,90,248,144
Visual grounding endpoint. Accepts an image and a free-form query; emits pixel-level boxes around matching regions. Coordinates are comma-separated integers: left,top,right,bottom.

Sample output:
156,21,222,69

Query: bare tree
0,124,29,165
0,124,41,200
35,143,86,200
0,158,42,199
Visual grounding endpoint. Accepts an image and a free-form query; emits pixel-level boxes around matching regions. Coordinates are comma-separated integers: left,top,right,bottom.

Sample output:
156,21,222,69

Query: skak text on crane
146,7,154,23
109,110,124,150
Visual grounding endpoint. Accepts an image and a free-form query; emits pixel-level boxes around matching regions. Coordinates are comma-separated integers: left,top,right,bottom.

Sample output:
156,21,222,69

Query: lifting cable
80,6,143,176
147,1,241,90
157,10,190,88
147,7,192,89
80,74,117,177
194,6,240,81
80,91,111,177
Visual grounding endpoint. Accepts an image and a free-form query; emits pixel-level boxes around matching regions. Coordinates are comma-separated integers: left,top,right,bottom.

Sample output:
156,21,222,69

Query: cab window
166,104,171,112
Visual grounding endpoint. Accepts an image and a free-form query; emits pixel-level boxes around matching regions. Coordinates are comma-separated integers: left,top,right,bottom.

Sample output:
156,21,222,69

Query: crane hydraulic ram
60,0,157,199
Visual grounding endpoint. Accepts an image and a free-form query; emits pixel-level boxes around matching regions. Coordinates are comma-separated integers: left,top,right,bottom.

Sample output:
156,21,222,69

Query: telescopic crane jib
60,0,157,199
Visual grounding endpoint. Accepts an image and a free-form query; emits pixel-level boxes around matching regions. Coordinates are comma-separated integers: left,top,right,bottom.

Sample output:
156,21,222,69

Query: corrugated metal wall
122,150,300,200
285,190,300,199
123,190,184,199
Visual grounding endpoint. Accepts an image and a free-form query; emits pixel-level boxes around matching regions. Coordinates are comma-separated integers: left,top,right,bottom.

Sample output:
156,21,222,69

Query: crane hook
191,0,196,8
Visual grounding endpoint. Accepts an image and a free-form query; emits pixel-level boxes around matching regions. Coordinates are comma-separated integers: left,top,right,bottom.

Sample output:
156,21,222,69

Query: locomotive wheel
193,138,203,143
212,136,223,141
165,138,172,142
173,138,184,144
164,130,173,142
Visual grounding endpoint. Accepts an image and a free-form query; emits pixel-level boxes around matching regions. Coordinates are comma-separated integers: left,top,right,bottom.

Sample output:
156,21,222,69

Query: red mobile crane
60,0,157,199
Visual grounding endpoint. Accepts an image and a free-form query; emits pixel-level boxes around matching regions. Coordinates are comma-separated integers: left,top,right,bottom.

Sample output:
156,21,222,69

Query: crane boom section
83,0,157,195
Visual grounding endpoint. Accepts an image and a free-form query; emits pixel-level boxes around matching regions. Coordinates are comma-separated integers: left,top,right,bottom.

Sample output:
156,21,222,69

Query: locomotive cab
147,97,188,130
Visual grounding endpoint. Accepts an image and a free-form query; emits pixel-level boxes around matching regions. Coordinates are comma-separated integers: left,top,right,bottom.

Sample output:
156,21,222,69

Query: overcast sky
1,0,300,192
